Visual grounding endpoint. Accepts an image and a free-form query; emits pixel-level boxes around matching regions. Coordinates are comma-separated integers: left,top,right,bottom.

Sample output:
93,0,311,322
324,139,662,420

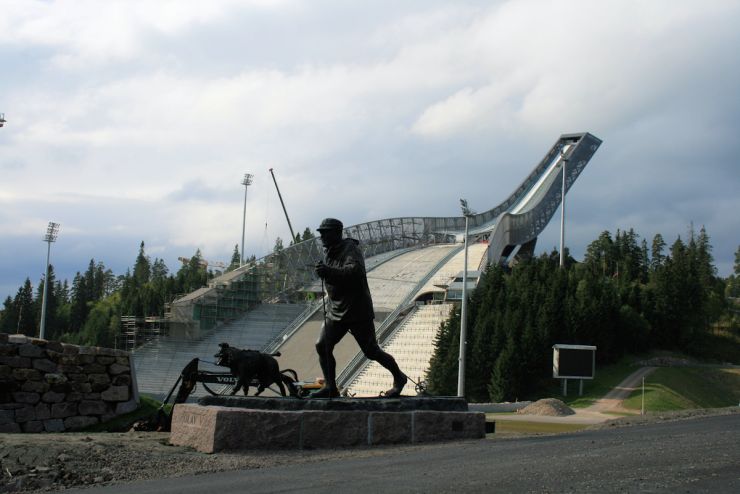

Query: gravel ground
1,407,737,493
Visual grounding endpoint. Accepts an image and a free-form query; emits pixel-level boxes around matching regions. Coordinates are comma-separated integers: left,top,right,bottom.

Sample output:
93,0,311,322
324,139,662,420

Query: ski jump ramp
136,132,601,397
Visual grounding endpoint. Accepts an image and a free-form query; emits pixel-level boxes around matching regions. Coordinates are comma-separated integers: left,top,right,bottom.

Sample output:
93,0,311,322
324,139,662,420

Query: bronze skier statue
312,218,407,399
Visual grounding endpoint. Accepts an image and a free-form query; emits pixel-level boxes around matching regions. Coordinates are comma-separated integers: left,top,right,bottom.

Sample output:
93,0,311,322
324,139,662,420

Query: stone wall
0,333,139,433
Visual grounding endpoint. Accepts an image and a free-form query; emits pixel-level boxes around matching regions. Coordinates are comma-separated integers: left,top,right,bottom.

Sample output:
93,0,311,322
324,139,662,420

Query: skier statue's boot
311,384,340,399
384,373,407,398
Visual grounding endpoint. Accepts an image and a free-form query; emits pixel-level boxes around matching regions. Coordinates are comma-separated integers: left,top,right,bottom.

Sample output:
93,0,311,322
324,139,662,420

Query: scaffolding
118,315,168,352
193,272,262,331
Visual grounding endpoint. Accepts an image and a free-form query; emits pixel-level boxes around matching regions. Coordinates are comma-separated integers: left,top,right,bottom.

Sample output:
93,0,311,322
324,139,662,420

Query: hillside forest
427,226,740,401
1,225,738,403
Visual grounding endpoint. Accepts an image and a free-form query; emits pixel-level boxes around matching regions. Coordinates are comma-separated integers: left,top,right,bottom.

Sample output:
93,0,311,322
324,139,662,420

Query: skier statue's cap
317,218,343,232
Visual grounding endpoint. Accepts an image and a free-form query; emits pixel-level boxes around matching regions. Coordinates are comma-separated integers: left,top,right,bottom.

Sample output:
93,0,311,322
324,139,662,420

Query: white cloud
1,0,291,68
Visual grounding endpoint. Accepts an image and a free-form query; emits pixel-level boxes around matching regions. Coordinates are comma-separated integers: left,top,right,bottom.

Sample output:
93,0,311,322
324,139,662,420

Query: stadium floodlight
457,199,475,397
559,146,568,268
39,222,60,340
240,173,253,266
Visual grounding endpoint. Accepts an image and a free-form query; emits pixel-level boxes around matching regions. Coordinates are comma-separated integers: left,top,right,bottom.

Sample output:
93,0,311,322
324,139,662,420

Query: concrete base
170,398,485,453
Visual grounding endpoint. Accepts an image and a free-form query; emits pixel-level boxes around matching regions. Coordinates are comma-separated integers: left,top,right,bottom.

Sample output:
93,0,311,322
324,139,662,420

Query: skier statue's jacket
321,237,375,324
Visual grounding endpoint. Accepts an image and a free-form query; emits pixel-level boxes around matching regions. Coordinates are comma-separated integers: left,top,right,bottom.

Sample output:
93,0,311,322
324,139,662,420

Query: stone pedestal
170,396,485,453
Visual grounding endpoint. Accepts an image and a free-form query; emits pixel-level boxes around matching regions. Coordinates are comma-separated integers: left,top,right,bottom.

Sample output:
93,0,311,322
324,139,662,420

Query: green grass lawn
622,367,740,412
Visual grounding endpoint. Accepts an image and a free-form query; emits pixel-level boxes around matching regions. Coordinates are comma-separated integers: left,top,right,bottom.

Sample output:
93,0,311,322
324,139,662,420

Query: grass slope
622,367,740,412
547,350,740,411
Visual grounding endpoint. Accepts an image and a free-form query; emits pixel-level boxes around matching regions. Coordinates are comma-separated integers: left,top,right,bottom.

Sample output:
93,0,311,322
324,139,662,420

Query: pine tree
0,296,17,333
488,335,520,402
727,245,740,298
228,244,241,271
650,236,705,348
69,272,89,333
14,278,36,336
651,234,666,272
273,237,284,254
426,305,461,396
640,238,650,282
82,260,101,302
151,258,168,281
133,241,151,286
584,231,615,277
467,265,507,401
54,279,71,335
175,249,207,293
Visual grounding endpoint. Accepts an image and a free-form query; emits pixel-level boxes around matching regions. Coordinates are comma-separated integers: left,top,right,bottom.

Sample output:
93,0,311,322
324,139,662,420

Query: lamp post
559,147,568,268
240,173,253,266
40,222,60,340
457,199,474,397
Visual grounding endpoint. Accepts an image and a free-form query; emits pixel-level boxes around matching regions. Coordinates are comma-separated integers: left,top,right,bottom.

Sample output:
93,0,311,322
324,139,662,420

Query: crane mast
268,168,297,243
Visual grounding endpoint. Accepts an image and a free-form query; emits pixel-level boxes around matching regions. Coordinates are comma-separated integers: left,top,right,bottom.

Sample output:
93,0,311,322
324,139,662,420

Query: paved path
584,366,657,413
494,366,658,424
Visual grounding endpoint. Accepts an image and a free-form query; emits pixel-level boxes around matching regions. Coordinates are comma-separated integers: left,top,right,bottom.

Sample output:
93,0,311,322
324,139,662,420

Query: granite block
412,411,486,443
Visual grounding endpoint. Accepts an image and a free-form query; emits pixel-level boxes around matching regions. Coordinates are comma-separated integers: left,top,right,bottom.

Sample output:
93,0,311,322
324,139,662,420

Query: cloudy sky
1,0,739,301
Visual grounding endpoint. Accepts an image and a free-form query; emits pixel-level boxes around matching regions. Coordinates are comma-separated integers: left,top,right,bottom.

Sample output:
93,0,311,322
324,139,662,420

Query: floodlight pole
40,222,60,340
559,147,568,268
457,199,473,397
240,173,253,266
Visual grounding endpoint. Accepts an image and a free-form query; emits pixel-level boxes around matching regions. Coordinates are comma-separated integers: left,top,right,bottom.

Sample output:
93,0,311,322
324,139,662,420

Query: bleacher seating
346,303,453,397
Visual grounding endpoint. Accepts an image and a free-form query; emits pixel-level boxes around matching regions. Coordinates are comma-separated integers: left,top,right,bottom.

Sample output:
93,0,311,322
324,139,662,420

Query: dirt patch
517,398,575,417
0,431,372,493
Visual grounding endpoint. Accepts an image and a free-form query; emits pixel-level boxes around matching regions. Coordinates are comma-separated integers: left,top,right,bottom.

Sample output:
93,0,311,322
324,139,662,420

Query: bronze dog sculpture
215,343,298,397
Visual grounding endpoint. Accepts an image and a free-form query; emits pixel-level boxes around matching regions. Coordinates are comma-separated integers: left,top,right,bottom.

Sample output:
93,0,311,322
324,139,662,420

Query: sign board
552,344,596,380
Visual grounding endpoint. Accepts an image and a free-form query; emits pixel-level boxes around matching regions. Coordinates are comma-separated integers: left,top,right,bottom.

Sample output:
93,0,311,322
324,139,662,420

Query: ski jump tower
167,132,602,335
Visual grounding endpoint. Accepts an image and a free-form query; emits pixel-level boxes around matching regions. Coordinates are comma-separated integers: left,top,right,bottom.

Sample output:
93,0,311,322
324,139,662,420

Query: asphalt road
70,414,739,494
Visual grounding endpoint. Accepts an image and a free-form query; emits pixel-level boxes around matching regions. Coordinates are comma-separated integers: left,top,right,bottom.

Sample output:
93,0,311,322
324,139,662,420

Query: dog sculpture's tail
280,368,300,397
